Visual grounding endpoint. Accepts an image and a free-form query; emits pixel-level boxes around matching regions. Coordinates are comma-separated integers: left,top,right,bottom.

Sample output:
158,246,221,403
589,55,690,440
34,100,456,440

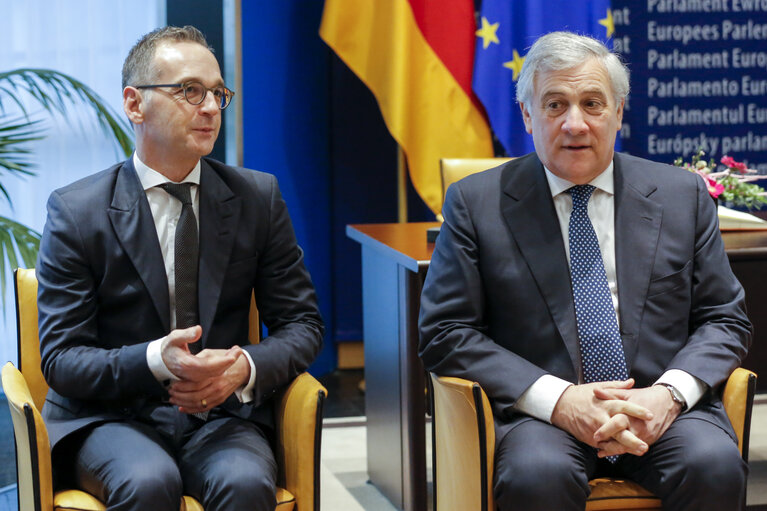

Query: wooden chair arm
275,372,326,511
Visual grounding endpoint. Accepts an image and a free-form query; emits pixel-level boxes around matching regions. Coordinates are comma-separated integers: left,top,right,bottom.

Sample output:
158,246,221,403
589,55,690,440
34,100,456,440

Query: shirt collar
544,160,615,198
133,153,201,191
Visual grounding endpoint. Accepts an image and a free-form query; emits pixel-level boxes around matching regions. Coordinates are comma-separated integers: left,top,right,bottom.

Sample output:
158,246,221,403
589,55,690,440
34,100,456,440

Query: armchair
438,158,513,220
429,369,756,511
2,268,326,511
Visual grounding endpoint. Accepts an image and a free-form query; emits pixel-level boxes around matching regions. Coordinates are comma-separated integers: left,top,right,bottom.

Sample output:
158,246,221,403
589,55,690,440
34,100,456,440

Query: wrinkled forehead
533,59,613,101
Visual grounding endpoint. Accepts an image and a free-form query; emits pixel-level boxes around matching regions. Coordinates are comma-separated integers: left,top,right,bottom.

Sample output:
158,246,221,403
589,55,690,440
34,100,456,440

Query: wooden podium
346,223,438,511
347,222,767,511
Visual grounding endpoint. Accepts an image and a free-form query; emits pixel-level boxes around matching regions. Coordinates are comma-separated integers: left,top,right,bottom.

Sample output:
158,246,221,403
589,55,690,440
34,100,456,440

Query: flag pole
397,146,408,223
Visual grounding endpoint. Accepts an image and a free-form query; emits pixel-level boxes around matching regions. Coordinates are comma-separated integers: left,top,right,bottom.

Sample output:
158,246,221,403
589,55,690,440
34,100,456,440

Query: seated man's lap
617,416,746,510
61,416,277,511
179,416,278,510
494,416,746,511
494,418,597,510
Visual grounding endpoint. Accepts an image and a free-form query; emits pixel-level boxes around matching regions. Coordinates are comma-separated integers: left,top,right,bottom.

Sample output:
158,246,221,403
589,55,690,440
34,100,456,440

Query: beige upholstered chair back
438,158,514,220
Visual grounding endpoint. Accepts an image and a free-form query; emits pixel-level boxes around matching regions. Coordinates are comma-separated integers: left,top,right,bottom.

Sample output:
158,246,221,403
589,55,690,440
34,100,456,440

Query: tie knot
568,184,595,210
159,182,193,205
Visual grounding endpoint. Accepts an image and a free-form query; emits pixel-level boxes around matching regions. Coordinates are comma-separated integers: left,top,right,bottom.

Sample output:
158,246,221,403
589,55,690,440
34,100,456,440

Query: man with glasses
36,26,323,511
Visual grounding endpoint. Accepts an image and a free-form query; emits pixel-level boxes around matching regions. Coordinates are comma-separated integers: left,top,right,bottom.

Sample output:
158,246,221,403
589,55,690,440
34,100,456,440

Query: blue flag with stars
473,0,614,157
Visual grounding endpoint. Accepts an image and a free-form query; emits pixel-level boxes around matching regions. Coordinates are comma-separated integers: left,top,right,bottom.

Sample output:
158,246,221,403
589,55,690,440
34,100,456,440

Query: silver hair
515,31,629,108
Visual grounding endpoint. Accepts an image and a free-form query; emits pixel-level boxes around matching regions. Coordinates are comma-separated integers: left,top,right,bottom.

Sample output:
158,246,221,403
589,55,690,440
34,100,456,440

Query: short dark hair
122,25,213,89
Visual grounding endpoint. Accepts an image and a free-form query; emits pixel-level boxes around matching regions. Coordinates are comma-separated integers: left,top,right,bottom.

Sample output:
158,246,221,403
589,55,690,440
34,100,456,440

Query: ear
123,87,145,125
615,98,625,130
519,103,533,134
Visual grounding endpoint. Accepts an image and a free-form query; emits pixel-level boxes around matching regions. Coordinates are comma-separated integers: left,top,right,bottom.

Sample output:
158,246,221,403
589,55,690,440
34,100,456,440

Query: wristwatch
657,383,688,412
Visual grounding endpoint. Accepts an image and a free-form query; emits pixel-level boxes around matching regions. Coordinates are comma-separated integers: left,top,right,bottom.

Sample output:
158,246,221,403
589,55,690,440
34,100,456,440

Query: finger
593,414,631,442
606,399,654,420
169,378,211,393
185,352,239,379
595,439,630,457
168,325,202,346
593,387,629,401
598,430,648,457
595,378,635,390
176,390,228,414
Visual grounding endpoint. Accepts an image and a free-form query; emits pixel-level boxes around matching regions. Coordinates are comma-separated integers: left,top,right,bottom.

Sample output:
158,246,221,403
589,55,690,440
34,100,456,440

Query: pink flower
721,155,748,173
696,171,724,199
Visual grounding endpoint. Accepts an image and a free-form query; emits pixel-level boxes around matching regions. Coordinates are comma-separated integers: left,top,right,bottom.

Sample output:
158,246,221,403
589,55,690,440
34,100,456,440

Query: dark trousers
58,406,277,511
493,416,747,511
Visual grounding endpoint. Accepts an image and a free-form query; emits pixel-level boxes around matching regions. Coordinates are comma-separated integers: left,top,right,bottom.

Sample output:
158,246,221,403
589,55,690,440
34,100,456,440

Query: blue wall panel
241,1,334,374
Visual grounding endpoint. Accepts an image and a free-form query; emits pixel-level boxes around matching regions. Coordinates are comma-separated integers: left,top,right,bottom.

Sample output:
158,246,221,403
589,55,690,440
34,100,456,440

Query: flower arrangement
674,150,767,210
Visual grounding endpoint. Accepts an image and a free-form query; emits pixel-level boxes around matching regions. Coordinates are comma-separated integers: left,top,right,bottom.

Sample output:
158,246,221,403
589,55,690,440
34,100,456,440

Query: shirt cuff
513,374,573,423
146,338,179,384
655,369,707,412
234,350,257,403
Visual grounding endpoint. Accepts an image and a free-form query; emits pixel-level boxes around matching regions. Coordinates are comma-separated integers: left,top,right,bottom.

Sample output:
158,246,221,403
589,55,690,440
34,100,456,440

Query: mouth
563,144,590,151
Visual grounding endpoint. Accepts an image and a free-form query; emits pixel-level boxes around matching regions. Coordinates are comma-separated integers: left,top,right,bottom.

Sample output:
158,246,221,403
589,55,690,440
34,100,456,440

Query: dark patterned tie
568,185,628,462
159,182,201,354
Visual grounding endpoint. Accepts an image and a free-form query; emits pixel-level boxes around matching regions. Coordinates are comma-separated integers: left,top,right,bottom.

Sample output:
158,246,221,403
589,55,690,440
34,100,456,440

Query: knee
494,454,589,510
677,440,746,497
205,470,277,511
109,462,183,510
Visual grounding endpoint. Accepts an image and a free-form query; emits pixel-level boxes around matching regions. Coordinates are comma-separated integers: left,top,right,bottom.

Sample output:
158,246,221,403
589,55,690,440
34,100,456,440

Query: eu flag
473,0,614,157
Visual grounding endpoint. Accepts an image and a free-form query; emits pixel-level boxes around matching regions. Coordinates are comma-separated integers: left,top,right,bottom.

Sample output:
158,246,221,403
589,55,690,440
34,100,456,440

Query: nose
199,90,220,115
562,105,587,135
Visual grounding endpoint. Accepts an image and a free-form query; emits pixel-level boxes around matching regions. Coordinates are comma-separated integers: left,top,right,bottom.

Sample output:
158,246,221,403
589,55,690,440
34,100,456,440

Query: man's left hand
168,347,252,414
592,385,683,457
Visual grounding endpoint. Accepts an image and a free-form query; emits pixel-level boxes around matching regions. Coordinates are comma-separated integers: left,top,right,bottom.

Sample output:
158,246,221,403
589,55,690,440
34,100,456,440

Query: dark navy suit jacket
419,152,752,443
37,157,323,451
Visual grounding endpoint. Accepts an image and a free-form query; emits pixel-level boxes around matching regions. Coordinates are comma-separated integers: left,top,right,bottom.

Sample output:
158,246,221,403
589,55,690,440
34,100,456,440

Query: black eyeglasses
135,81,235,110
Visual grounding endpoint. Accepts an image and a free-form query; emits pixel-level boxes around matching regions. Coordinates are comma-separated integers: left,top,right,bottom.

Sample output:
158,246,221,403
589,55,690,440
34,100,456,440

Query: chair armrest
722,367,757,459
275,372,327,511
430,374,495,511
2,362,55,511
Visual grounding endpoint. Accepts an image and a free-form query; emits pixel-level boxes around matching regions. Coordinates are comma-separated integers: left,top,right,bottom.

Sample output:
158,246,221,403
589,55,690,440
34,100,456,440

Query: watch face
662,384,686,410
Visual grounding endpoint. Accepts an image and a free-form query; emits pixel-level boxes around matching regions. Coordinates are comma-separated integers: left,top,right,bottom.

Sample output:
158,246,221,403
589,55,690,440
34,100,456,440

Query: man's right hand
160,326,238,382
550,379,653,456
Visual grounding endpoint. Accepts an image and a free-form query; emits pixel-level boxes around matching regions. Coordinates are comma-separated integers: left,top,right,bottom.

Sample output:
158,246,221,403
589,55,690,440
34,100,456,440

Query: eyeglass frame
133,81,235,110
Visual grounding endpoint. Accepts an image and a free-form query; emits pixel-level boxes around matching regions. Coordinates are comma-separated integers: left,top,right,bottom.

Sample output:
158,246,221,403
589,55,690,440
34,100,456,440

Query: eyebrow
177,77,226,87
540,88,608,101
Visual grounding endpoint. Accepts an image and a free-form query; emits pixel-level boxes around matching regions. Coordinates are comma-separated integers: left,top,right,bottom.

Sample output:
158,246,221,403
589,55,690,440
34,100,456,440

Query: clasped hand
551,379,682,458
160,325,251,414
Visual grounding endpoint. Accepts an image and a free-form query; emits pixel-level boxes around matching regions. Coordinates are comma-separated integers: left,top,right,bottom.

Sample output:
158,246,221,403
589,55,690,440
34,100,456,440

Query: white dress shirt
513,161,705,422
135,153,256,402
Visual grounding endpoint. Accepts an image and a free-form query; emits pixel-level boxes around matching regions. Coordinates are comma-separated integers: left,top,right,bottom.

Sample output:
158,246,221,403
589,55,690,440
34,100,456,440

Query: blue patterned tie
569,186,628,462
568,185,628,384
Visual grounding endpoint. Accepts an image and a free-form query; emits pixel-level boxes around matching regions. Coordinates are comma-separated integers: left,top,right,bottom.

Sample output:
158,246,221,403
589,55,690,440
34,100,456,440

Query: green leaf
0,68,135,178
0,216,40,314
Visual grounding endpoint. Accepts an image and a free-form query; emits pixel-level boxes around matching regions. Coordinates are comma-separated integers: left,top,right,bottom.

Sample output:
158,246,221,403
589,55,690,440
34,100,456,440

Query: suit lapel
197,160,241,347
107,159,170,332
500,155,581,376
613,154,663,370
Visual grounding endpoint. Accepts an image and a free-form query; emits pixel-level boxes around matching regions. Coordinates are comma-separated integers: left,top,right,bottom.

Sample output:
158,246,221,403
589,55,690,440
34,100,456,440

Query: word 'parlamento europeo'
647,76,767,97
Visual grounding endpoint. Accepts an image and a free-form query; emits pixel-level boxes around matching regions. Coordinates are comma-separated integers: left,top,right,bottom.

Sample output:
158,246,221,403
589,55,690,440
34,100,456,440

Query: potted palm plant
0,68,133,300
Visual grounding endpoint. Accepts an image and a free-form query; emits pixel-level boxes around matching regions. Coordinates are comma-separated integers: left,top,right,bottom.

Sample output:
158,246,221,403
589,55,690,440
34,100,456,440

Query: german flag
320,0,493,216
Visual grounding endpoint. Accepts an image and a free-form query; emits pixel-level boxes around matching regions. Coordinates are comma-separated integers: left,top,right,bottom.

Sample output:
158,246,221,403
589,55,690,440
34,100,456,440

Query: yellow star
599,9,615,38
503,49,526,82
475,16,500,49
